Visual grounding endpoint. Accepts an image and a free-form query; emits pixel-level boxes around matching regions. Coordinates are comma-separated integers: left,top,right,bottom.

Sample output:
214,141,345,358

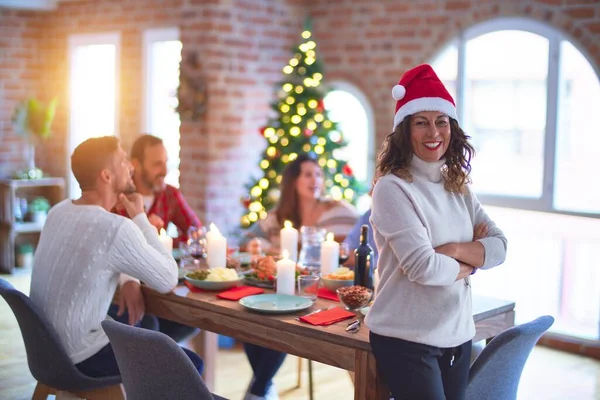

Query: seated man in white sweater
29,136,203,377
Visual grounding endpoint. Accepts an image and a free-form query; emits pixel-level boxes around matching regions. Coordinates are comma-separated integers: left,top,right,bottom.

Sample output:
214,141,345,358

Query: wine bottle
353,225,374,289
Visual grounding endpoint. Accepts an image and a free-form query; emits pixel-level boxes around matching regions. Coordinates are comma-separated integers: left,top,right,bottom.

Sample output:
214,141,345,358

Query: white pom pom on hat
392,84,406,100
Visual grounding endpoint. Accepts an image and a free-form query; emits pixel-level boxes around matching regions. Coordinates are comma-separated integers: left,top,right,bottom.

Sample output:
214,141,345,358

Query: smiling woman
367,63,507,400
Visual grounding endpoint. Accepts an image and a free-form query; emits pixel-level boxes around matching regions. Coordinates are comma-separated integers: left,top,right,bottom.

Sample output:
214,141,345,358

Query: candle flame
284,220,292,228
159,228,167,236
210,223,221,235
326,232,334,242
281,249,290,259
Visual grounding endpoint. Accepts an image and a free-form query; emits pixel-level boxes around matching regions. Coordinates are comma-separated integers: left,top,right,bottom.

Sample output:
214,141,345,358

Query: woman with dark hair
241,154,358,400
365,64,507,400
243,153,358,254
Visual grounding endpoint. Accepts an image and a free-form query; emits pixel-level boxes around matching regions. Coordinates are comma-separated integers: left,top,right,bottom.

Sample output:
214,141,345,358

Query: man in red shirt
123,134,201,246
111,134,201,342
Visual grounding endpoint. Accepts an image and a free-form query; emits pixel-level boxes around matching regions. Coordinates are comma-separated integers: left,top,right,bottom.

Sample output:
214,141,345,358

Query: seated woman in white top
243,154,358,254
241,154,358,400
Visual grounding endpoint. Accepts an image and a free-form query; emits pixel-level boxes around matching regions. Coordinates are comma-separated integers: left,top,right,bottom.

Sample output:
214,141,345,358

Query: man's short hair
131,134,163,163
71,136,120,191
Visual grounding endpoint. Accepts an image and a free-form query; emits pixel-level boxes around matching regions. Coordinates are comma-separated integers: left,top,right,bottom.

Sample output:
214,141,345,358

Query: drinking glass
297,275,320,301
339,243,350,266
187,226,206,243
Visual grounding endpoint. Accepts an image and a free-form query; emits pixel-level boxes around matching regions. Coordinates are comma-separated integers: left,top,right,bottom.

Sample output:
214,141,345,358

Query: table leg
308,359,314,400
354,349,389,400
191,330,218,392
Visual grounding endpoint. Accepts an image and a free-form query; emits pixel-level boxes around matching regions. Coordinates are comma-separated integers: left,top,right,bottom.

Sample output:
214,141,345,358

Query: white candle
276,250,296,295
159,228,173,253
280,220,298,262
320,232,339,276
206,223,227,269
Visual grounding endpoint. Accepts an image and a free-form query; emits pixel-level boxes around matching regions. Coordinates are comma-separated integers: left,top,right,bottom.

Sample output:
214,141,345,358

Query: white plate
239,294,313,314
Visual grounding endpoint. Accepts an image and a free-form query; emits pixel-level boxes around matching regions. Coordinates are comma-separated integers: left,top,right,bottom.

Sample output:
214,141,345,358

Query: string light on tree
241,22,364,228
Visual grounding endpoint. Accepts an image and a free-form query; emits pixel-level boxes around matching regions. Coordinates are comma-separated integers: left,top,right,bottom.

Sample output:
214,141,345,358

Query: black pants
370,331,471,400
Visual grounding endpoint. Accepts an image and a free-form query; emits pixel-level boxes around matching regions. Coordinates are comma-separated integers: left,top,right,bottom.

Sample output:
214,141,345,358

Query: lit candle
206,223,227,269
276,250,296,295
320,232,339,276
158,228,173,253
280,220,298,262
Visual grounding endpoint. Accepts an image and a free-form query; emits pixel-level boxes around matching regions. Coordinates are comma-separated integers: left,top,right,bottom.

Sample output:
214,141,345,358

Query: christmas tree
241,28,364,228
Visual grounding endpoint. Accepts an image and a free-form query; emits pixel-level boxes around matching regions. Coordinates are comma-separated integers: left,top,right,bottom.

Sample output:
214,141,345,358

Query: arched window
324,82,374,213
432,18,600,341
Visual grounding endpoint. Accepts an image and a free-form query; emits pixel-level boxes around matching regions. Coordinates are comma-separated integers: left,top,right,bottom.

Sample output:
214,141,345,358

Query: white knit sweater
366,156,507,348
29,200,178,364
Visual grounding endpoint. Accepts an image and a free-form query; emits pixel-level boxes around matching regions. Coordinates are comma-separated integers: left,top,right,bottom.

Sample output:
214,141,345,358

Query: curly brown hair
375,116,475,193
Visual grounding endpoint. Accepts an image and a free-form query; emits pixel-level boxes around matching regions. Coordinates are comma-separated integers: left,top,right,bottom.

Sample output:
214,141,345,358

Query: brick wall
0,0,599,234
0,9,46,179
1,0,304,235
309,0,600,155
176,0,304,233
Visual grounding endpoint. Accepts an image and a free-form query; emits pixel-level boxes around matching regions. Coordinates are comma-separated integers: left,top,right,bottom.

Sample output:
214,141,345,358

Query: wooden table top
147,285,515,352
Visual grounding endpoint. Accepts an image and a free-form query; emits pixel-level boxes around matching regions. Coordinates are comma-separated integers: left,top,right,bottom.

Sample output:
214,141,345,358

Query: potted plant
16,243,34,268
11,97,57,179
29,197,51,225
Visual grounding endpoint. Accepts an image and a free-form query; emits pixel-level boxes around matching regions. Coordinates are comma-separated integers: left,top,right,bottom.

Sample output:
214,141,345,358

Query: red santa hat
392,64,458,130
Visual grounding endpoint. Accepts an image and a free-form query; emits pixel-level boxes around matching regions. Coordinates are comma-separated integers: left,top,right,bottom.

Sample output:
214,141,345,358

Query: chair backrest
101,319,216,400
0,278,106,391
466,315,555,400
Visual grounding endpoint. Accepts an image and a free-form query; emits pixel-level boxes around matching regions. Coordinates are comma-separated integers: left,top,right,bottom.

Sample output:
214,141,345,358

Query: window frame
326,80,376,186
447,17,600,219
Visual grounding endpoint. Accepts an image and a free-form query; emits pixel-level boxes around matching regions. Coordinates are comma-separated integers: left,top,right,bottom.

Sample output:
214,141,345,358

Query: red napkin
299,307,355,326
184,280,206,293
317,287,339,302
217,286,264,301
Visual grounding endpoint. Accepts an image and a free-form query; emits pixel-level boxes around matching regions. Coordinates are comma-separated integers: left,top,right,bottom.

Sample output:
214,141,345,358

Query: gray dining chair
0,278,124,399
101,319,228,400
466,315,555,400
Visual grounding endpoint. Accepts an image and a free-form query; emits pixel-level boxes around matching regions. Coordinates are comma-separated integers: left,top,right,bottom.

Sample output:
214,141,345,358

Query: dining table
142,282,515,400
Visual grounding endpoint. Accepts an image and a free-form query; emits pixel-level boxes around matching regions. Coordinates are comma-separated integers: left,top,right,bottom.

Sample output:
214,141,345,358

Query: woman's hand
434,243,457,259
455,262,474,281
473,223,488,241
436,239,485,268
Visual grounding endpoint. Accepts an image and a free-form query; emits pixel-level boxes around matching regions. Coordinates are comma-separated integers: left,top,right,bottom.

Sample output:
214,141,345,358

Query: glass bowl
336,286,373,311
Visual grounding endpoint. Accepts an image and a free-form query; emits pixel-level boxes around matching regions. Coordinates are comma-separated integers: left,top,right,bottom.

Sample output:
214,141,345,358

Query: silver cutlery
295,305,335,321
346,319,361,333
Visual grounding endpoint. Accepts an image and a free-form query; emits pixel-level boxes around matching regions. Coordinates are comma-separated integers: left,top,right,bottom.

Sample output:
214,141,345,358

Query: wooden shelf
0,177,65,273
